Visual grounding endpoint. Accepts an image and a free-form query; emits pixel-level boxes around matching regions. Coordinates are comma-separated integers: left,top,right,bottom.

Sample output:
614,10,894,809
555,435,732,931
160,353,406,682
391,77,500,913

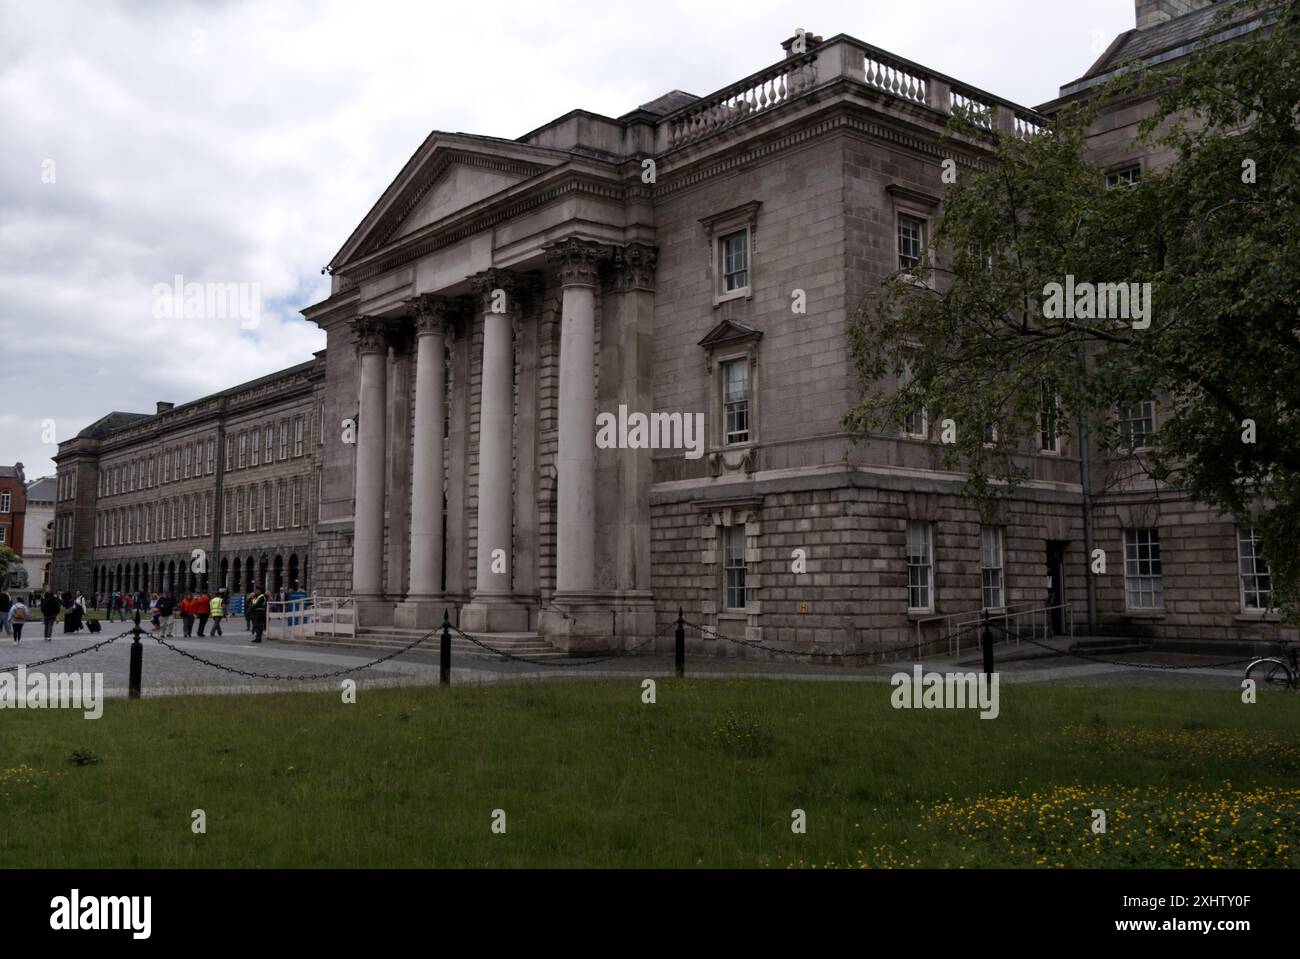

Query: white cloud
0,0,1134,478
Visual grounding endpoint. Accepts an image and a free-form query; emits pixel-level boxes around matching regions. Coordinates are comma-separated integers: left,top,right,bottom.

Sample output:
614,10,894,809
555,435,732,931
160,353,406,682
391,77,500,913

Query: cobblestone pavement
0,619,1264,698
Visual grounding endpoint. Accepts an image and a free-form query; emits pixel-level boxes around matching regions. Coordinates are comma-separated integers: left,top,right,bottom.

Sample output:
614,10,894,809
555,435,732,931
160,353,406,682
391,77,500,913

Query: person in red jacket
179,593,194,638
193,592,211,636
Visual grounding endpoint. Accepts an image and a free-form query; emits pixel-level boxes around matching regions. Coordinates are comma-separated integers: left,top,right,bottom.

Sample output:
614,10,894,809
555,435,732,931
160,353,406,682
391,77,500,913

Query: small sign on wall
799,601,809,614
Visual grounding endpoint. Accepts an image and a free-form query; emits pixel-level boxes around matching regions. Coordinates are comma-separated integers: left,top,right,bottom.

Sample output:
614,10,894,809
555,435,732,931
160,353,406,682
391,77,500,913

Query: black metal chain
150,628,438,681
449,619,676,668
0,630,131,672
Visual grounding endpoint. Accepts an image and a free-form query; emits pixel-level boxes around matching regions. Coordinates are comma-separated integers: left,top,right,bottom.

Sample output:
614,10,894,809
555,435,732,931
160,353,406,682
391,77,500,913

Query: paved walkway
0,618,1260,699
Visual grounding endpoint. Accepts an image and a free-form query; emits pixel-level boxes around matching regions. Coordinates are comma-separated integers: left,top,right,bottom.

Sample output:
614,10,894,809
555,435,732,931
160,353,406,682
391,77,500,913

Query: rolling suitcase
86,618,102,634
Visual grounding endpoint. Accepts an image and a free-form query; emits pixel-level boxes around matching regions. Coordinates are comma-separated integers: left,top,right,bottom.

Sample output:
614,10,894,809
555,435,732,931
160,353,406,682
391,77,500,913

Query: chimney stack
1135,0,1217,30
156,401,174,415
782,27,823,57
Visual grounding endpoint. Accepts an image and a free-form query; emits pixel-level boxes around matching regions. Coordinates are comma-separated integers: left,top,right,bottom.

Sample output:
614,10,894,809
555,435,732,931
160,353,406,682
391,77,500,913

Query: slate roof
1084,1,1265,80
635,90,700,116
25,476,55,501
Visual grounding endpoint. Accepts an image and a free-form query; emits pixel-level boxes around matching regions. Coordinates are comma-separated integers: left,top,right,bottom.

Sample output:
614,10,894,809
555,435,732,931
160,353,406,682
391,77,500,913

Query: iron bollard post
440,609,451,687
981,610,994,677
675,607,685,678
128,610,143,699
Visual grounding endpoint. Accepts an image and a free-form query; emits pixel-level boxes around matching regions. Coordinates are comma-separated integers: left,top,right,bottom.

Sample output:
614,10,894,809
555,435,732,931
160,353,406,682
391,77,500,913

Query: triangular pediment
330,135,559,270
698,318,763,351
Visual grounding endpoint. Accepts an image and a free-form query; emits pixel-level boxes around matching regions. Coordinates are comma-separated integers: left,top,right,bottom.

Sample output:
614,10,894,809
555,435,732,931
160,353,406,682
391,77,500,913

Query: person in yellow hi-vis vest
209,591,225,637
249,588,268,644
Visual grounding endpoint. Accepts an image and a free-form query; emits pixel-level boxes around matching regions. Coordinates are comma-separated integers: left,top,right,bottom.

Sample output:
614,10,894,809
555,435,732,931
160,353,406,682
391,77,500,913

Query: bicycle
1245,639,1299,690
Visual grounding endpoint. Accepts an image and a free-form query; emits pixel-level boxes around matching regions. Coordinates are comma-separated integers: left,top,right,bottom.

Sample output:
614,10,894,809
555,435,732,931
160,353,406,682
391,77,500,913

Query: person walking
0,588,11,637
65,591,86,633
194,591,211,637
249,588,267,643
10,597,27,643
244,592,253,633
179,592,194,637
157,591,176,637
40,591,61,640
149,593,161,632
209,591,225,636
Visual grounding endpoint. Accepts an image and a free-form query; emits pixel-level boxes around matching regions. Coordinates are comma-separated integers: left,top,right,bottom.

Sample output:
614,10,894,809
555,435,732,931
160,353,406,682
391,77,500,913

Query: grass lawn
2,678,1298,868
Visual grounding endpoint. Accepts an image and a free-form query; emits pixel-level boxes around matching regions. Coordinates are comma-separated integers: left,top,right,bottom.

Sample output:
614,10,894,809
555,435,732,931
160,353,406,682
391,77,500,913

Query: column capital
544,237,613,288
606,242,659,293
407,293,470,338
351,316,393,355
467,269,542,316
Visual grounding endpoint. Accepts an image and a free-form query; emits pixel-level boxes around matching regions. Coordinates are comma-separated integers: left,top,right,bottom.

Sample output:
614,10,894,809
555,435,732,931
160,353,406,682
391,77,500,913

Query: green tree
844,1,1300,615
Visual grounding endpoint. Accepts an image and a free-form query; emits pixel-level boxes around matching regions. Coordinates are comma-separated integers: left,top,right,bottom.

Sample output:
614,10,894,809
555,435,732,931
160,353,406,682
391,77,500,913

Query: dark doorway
1046,541,1067,635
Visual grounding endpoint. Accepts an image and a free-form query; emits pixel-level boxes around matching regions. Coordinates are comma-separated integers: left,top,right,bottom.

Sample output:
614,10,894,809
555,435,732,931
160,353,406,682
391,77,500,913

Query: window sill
1122,610,1166,620
1235,611,1281,623
906,609,936,620
713,289,752,308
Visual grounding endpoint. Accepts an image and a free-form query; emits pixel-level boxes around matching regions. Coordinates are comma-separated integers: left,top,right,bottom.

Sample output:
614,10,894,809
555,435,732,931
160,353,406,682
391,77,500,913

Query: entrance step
284,627,571,660
1070,637,1154,655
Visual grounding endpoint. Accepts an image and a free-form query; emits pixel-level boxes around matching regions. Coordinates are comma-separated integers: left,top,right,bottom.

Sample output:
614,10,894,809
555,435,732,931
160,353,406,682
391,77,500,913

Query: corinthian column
460,269,536,633
405,295,463,606
546,238,610,595
351,316,390,600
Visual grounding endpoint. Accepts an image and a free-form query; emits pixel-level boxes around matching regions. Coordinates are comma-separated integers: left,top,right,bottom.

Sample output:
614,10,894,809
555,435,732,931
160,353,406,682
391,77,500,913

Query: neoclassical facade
53,6,1293,653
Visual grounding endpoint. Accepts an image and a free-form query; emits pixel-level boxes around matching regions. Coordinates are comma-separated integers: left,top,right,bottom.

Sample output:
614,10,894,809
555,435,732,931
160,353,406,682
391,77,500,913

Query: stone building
1038,0,1287,646
51,360,322,598
21,476,55,593
0,464,28,572
52,0,1290,652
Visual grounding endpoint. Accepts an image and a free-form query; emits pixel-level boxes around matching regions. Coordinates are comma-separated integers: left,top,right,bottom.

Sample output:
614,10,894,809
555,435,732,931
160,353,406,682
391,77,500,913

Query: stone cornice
544,237,612,288
336,169,625,288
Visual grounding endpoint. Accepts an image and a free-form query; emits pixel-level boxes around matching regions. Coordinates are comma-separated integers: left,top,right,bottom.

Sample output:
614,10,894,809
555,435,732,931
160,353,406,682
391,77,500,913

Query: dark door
1046,541,1066,635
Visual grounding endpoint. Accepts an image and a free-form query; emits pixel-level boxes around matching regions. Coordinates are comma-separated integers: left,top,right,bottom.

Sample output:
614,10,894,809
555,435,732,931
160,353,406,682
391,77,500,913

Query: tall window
129,462,136,491
1039,382,1059,453
252,428,261,466
292,478,302,526
1117,400,1155,448
184,445,192,478
262,482,271,530
265,424,273,463
236,488,245,533
1123,528,1163,609
294,416,305,456
225,437,234,471
724,525,746,610
238,433,247,469
181,498,188,538
249,485,258,531
980,526,1004,609
223,493,231,534
173,449,181,479
906,521,934,611
171,500,179,540
204,492,212,535
719,229,749,294
898,214,925,272
279,421,289,460
1238,526,1272,612
207,438,215,474
0,492,8,513
277,481,287,528
722,360,750,445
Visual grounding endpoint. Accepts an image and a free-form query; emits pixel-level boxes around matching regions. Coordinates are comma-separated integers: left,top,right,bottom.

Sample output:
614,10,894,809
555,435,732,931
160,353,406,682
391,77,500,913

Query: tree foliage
844,0,1300,614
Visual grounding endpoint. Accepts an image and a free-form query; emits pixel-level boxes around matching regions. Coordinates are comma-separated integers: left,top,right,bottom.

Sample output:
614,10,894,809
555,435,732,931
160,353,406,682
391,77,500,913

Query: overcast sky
0,0,1136,480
